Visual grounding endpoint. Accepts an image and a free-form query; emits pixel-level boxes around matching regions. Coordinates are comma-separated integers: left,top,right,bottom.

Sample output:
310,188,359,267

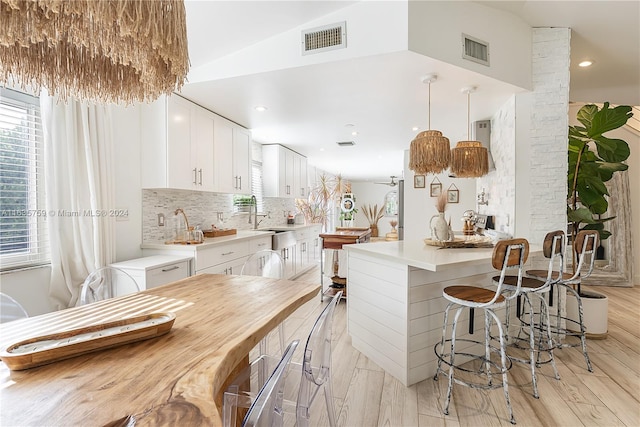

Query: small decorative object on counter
385,219,399,241
363,203,384,237
462,209,476,235
430,193,453,242
287,212,295,224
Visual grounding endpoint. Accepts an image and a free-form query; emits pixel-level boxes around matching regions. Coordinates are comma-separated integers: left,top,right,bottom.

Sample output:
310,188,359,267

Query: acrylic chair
241,250,286,356
494,230,563,399
223,291,342,427
0,292,29,323
434,239,529,425
79,266,140,305
241,340,299,427
526,229,598,372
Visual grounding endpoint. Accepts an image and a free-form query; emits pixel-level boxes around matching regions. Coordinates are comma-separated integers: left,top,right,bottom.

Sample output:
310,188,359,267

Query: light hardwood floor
269,266,640,427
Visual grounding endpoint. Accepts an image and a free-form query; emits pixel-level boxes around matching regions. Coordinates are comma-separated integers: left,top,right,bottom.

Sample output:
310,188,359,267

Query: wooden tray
424,236,493,248
0,312,176,371
203,228,237,238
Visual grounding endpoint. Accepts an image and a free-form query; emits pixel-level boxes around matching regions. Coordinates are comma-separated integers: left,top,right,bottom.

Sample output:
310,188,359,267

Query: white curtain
41,91,116,309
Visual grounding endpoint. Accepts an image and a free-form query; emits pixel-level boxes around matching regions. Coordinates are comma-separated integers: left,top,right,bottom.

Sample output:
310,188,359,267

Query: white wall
477,96,517,236
189,1,409,82
112,104,143,262
402,151,477,239
408,1,532,91
349,181,398,237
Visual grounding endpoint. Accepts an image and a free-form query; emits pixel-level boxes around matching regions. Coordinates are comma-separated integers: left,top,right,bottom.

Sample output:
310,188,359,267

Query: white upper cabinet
141,94,251,194
214,116,252,195
141,95,214,191
262,144,308,198
233,127,251,195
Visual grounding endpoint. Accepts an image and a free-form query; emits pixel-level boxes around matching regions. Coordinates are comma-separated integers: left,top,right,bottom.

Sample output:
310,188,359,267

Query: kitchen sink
271,230,296,250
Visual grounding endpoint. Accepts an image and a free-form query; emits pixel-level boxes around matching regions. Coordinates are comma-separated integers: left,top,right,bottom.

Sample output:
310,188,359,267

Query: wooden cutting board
203,228,237,238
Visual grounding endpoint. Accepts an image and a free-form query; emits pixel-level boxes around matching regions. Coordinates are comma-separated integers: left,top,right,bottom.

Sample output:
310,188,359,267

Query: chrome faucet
248,195,269,229
248,195,257,226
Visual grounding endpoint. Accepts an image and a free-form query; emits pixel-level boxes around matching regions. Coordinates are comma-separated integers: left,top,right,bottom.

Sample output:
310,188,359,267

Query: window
251,160,265,213
0,88,49,271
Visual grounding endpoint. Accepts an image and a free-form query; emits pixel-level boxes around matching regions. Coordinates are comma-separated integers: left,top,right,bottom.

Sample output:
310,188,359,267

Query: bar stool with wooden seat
495,230,563,399
434,238,529,425
525,229,598,372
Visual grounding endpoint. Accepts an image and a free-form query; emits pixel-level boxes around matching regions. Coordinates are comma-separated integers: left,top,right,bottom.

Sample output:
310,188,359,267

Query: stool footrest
434,338,513,390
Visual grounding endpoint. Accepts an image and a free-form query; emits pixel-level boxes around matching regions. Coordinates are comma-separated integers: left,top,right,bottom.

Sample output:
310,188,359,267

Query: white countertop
111,255,193,271
344,239,542,272
141,230,275,251
259,224,322,232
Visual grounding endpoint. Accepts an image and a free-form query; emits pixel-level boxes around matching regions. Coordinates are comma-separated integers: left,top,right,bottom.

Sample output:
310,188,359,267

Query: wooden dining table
0,274,320,426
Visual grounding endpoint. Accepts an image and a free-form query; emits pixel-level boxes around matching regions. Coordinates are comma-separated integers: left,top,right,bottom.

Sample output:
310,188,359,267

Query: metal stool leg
488,308,516,425
538,292,560,380
444,306,464,416
434,302,454,381
567,286,593,372
522,294,539,398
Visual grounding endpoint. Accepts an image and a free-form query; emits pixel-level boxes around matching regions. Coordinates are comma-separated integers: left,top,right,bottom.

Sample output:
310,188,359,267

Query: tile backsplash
142,189,298,242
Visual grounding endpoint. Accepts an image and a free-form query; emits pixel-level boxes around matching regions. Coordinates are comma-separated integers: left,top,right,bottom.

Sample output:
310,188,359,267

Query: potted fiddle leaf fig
568,102,633,244
566,102,633,337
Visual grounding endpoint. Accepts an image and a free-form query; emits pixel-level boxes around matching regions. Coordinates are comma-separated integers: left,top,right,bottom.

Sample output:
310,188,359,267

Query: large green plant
568,102,633,242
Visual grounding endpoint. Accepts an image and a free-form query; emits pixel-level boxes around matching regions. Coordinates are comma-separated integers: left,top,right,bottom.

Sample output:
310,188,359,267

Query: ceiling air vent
462,33,490,66
336,141,355,147
302,22,347,56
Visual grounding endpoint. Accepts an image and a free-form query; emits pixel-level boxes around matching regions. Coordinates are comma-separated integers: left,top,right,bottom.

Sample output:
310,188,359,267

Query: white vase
430,212,452,242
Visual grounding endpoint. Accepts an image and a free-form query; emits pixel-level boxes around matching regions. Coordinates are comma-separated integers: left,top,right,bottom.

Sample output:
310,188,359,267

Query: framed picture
430,182,442,197
447,187,460,203
414,175,425,188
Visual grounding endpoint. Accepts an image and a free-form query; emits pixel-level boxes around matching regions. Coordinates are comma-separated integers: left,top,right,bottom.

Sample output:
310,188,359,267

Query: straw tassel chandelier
409,74,451,175
450,87,489,178
0,0,190,104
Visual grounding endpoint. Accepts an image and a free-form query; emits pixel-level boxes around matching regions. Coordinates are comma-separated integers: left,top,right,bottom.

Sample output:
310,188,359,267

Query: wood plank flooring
262,266,639,426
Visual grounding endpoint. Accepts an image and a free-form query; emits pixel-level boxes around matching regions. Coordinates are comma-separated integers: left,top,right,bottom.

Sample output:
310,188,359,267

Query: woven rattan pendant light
409,75,451,175
450,87,489,178
0,0,189,104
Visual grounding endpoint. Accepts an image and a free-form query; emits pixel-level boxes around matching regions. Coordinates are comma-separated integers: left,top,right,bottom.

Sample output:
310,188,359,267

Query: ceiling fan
374,176,398,187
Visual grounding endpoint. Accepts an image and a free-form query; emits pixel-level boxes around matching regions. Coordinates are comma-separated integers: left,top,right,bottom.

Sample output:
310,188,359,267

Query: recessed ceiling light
351,131,358,136
412,126,419,131
254,106,268,112
319,148,325,152
578,60,593,67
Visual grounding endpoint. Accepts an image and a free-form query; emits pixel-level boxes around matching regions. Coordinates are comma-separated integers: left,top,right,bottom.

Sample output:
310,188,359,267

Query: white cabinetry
233,128,251,194
214,117,251,194
295,225,321,274
110,255,193,290
141,95,251,193
278,245,296,279
141,233,273,277
262,144,308,198
141,95,215,191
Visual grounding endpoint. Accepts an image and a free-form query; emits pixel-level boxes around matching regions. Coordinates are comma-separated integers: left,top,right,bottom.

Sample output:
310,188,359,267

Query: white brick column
528,28,571,244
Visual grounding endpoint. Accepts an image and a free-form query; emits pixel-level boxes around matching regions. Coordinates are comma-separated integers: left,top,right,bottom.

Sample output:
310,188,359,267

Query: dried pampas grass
435,192,448,213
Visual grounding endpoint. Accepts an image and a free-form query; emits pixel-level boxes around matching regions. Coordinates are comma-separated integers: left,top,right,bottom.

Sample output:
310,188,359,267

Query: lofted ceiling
178,0,639,183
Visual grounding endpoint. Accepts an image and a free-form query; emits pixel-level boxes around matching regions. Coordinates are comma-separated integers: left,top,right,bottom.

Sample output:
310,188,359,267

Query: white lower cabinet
141,234,273,277
279,245,296,279
110,255,193,290
199,256,249,275
294,225,321,277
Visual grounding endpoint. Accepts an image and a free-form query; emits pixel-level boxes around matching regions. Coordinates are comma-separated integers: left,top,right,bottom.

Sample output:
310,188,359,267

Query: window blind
251,160,264,213
0,88,50,271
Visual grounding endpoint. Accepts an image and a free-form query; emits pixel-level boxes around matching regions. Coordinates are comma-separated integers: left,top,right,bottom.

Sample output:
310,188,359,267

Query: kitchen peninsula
344,239,541,386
